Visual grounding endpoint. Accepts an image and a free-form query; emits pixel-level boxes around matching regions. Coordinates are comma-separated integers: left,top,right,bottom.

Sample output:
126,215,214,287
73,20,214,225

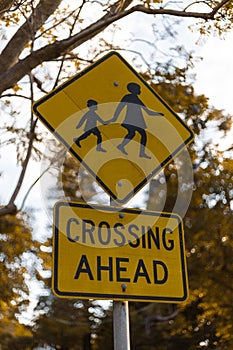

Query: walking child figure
73,99,106,152
111,82,164,159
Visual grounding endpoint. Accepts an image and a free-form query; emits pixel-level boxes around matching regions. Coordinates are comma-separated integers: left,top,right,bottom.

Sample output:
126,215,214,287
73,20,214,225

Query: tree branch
0,0,15,18
0,0,62,73
0,1,230,95
19,147,66,211
145,308,179,335
211,0,231,17
51,0,86,90
0,114,38,217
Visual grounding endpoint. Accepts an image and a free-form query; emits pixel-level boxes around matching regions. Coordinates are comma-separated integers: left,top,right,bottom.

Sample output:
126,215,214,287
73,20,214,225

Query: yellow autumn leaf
12,84,22,92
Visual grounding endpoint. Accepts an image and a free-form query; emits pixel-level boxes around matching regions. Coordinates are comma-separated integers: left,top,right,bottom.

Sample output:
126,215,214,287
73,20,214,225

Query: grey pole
110,198,131,350
113,300,131,350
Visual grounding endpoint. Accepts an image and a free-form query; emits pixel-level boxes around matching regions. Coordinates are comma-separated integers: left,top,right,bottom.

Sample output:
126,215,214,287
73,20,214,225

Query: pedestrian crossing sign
33,51,193,204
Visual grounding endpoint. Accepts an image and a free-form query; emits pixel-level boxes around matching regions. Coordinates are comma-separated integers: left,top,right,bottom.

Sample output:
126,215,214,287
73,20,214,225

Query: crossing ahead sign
53,201,188,303
33,52,193,204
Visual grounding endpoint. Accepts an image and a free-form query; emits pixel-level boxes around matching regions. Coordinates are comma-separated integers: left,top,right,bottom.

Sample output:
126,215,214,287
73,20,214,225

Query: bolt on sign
53,201,188,303
33,51,193,204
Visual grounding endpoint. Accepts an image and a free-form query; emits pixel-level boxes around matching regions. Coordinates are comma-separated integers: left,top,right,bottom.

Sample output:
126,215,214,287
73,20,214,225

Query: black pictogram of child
73,99,107,152
111,82,164,159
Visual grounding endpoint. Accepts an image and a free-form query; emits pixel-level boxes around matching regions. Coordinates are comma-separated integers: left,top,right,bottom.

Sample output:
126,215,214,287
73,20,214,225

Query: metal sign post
113,300,130,350
110,198,131,350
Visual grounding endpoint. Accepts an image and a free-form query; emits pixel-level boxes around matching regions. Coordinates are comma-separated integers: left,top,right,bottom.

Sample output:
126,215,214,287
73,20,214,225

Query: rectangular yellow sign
53,201,188,303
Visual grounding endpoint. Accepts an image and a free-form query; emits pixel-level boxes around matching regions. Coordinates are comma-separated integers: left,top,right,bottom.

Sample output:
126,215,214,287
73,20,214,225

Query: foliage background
0,1,233,349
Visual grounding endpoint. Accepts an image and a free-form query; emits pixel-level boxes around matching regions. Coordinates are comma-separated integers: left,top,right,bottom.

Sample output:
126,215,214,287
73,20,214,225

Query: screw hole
121,284,127,292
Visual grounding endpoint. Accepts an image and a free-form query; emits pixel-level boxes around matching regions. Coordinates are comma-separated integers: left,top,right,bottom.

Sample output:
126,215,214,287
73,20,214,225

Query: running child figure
73,99,106,152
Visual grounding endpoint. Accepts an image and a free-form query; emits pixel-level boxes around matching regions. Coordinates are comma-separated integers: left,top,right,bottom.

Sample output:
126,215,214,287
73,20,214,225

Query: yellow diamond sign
33,52,193,204
53,201,188,303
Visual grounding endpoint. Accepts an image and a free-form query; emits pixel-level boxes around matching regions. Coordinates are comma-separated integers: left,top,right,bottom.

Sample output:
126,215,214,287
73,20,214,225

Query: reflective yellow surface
53,201,188,303
33,52,193,203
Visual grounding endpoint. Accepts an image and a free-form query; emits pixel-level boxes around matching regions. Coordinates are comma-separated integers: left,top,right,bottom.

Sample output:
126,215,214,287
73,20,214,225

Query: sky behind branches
1,6,233,215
